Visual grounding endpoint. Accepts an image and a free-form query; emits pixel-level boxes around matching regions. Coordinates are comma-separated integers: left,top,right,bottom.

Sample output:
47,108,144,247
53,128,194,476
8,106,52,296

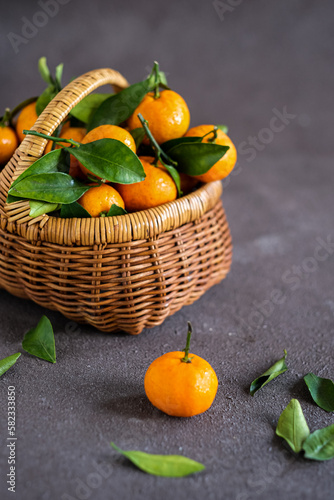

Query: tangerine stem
181,322,193,363
23,129,80,147
137,114,178,167
203,126,218,143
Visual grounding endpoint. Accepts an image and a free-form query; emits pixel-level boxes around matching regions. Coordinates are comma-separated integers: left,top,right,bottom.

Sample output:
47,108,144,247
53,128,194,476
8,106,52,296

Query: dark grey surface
1,1,334,499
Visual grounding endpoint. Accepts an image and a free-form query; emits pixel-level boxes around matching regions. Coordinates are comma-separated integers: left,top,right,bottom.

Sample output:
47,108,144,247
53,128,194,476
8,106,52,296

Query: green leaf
36,86,59,116
276,399,310,453
160,161,182,197
66,139,145,184
157,70,169,88
6,194,26,204
0,353,21,378
130,127,146,149
60,201,92,218
70,94,112,124
250,350,288,396
304,373,334,412
110,443,205,477
9,173,89,204
38,57,53,85
216,124,229,134
161,136,202,154
105,204,127,217
303,424,334,461
36,58,62,115
167,142,229,176
29,200,60,218
9,148,70,192
55,63,63,90
87,79,151,131
22,316,56,363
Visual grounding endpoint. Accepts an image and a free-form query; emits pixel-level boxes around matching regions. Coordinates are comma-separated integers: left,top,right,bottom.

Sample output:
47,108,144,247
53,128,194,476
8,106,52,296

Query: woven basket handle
0,68,129,207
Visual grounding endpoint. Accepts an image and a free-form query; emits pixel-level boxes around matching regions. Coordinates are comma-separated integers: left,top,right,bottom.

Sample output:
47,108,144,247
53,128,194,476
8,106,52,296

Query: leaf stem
0,108,11,127
137,114,177,166
153,61,160,99
23,129,80,147
181,322,193,363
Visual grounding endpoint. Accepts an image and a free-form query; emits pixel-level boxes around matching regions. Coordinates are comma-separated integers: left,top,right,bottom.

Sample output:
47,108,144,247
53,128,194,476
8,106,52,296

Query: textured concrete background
0,0,334,499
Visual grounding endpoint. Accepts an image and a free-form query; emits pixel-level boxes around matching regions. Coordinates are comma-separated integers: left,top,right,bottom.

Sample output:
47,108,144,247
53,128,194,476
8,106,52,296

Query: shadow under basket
0,68,232,334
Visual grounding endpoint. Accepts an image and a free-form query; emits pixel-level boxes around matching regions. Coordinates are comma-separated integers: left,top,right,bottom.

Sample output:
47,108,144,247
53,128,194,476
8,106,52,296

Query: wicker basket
0,68,232,334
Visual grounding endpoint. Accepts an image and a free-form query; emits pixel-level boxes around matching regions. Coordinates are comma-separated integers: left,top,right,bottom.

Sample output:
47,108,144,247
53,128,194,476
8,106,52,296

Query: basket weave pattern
0,69,232,334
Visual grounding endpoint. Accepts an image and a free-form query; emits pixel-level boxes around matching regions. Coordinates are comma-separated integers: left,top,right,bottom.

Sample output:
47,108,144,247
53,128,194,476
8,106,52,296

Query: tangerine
184,125,237,182
78,184,125,217
144,322,218,417
115,156,177,212
55,127,86,179
79,125,136,178
128,90,190,145
16,101,52,153
0,126,18,165
55,127,86,149
15,101,38,143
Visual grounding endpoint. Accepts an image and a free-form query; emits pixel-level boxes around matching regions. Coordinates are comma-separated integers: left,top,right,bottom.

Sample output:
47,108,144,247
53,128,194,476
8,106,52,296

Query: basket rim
0,67,223,246
1,179,223,245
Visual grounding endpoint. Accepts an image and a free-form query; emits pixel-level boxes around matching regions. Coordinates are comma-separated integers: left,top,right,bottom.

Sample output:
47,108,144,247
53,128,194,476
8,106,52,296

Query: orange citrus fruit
60,121,71,133
115,156,177,212
55,127,86,149
144,322,218,417
16,101,52,153
128,90,190,144
0,126,18,165
78,124,136,178
184,125,237,182
44,141,53,154
78,184,125,217
15,101,38,143
54,126,86,179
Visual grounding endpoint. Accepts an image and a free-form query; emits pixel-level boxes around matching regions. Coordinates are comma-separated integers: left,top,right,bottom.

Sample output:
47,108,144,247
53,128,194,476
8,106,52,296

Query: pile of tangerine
9,89,237,217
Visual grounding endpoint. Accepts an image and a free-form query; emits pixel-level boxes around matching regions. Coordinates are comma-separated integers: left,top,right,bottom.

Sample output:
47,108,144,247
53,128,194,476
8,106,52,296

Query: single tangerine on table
78,184,125,218
144,322,218,417
127,90,190,145
115,156,177,212
184,125,237,183
0,126,18,165
78,124,136,178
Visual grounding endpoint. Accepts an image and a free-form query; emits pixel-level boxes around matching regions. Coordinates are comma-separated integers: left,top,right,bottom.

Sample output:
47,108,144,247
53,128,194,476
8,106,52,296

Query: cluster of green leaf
0,315,56,378
249,351,334,461
276,399,334,460
7,139,141,217
36,57,63,116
